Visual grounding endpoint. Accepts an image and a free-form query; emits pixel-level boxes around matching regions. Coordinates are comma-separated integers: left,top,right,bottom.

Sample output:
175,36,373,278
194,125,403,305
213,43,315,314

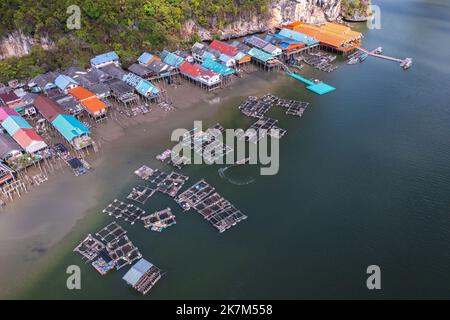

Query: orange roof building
68,86,96,102
81,98,107,116
68,86,107,116
283,22,362,54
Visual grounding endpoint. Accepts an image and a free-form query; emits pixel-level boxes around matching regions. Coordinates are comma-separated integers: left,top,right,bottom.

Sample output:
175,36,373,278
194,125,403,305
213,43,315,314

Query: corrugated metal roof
34,96,64,122
248,48,274,63
129,64,152,78
278,29,319,46
138,52,154,65
162,52,185,68
90,51,119,67
68,86,96,102
219,53,234,64
201,58,235,76
136,80,159,96
12,128,47,153
245,35,269,49
122,258,153,286
0,107,19,122
209,40,238,57
1,116,32,136
0,132,22,159
51,114,90,142
54,75,79,91
0,90,21,104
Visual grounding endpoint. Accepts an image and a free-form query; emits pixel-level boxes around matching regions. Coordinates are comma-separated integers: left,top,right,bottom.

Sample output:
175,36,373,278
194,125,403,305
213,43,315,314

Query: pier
357,47,413,69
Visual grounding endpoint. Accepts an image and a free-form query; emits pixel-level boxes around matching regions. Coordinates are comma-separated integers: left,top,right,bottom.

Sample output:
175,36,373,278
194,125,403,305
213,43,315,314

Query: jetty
357,47,413,69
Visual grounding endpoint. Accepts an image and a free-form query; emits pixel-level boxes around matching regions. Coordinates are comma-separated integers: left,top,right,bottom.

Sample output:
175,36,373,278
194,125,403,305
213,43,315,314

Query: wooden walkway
357,47,410,64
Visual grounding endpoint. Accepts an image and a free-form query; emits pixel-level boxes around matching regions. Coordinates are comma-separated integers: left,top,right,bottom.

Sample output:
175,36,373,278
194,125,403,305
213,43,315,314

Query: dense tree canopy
0,0,269,82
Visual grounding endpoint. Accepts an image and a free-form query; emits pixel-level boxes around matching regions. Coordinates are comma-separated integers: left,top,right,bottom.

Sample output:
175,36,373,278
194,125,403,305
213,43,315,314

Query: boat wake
218,165,255,186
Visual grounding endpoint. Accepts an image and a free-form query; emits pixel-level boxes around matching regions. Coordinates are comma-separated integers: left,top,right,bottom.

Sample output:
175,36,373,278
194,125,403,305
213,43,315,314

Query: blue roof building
247,48,274,63
201,58,235,76
90,51,120,68
278,29,319,46
51,114,90,142
161,51,185,68
1,115,32,136
218,53,235,67
55,75,79,91
138,52,155,65
136,80,159,97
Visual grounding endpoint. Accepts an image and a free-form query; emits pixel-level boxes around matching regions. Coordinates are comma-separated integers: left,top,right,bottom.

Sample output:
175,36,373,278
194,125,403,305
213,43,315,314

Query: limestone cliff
0,0,341,60
0,31,54,60
186,0,341,40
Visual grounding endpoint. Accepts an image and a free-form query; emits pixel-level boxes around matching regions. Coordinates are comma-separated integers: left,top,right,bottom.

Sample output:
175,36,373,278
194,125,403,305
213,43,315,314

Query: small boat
348,58,358,65
374,47,383,54
359,53,369,62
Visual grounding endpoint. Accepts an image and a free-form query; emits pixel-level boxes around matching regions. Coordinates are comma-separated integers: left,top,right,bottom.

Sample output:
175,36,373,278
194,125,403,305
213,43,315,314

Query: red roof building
34,95,64,122
0,90,24,110
209,40,238,57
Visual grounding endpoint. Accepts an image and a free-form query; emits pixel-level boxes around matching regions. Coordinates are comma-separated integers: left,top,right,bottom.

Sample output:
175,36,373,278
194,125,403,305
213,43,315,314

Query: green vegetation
0,0,269,83
341,0,371,18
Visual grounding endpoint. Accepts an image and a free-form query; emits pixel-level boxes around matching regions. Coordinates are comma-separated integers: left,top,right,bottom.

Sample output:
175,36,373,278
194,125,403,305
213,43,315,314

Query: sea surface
4,0,450,299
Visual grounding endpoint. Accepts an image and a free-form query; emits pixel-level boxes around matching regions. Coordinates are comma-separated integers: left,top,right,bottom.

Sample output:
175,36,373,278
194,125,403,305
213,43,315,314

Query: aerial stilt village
0,20,413,295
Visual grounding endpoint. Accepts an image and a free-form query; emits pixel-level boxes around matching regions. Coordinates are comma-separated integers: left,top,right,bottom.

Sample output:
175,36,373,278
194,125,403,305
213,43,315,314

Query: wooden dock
357,47,413,68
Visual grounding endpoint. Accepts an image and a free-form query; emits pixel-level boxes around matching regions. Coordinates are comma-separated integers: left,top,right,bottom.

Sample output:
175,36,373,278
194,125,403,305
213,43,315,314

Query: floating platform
127,186,156,205
175,179,247,233
123,258,162,295
134,165,154,180
74,222,142,273
103,199,146,225
156,171,189,198
141,208,176,232
180,123,233,164
287,72,336,95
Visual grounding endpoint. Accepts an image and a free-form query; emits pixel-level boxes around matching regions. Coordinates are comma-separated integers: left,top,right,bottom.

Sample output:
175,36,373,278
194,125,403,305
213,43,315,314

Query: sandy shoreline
0,70,285,298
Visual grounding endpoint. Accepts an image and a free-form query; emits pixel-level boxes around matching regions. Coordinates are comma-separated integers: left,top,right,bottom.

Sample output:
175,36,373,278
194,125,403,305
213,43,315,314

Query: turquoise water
11,0,450,299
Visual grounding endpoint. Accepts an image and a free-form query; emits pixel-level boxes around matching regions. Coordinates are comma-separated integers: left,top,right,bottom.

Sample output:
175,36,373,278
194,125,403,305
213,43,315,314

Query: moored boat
359,53,369,62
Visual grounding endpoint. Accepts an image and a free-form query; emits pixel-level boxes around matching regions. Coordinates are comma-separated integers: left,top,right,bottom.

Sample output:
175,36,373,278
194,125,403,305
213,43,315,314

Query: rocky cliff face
0,31,54,60
187,0,341,40
0,0,341,60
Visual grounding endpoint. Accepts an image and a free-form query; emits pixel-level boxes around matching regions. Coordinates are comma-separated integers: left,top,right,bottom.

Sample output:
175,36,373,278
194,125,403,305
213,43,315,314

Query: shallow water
3,0,450,299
